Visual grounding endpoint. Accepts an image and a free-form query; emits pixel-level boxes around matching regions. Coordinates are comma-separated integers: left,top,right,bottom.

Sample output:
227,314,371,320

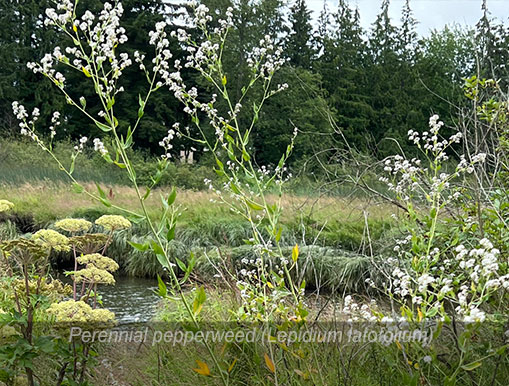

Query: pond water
59,274,160,324
99,276,160,324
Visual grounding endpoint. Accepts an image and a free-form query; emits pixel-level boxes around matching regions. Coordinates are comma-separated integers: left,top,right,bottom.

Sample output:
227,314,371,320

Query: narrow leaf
157,275,167,297
292,244,299,262
167,187,177,206
264,353,275,373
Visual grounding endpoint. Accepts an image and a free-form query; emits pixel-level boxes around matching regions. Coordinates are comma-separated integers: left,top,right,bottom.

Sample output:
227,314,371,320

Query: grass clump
195,245,376,294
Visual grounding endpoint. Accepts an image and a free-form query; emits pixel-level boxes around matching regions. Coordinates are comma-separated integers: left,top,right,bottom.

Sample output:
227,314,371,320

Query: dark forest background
1,0,508,170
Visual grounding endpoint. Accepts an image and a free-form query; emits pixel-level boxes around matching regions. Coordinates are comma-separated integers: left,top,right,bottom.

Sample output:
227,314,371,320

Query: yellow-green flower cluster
77,253,119,272
0,309,19,340
95,215,131,231
0,199,14,213
55,218,92,233
4,277,72,303
47,300,116,326
32,229,70,252
72,266,115,285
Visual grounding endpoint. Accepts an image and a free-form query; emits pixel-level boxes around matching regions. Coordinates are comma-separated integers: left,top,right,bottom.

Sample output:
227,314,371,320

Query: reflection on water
59,274,159,324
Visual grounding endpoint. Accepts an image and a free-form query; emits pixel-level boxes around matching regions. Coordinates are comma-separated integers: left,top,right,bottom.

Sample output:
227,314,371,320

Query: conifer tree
285,0,315,68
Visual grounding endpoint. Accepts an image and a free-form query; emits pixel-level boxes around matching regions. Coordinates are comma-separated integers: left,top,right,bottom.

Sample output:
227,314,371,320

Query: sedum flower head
95,215,131,231
77,253,119,272
0,200,14,212
47,300,116,326
55,218,92,233
32,229,71,252
71,266,115,285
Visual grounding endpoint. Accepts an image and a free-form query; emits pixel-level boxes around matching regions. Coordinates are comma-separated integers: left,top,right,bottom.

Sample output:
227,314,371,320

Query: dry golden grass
0,181,396,225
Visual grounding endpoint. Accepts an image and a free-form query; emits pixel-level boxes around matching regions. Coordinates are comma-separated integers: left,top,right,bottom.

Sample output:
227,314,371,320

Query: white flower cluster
74,136,88,152
50,111,61,139
247,35,286,80
407,114,460,160
135,3,290,185
31,1,130,96
381,115,486,203
454,239,506,287
386,236,507,324
342,295,377,322
12,102,40,140
44,0,74,27
159,123,178,159
93,138,108,156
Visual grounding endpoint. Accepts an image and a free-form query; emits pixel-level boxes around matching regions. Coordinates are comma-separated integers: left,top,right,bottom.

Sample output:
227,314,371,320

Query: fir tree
285,0,315,68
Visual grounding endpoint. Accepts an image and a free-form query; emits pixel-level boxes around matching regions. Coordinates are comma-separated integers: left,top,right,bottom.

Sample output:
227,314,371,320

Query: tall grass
0,181,396,290
0,220,19,240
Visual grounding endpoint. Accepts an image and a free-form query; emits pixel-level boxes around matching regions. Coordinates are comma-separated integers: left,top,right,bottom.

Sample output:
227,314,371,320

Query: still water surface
60,274,159,324
100,276,159,324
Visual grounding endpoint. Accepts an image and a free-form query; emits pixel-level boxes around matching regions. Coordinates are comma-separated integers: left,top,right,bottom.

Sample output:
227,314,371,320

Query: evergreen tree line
1,0,508,169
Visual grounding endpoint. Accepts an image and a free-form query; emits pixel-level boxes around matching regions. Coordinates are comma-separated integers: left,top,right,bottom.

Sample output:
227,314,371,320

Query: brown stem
79,344,90,384
56,362,68,386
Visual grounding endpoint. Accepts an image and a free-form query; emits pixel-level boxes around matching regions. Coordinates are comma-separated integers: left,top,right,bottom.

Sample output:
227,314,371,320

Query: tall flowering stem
13,1,229,383
350,115,509,382
156,4,326,384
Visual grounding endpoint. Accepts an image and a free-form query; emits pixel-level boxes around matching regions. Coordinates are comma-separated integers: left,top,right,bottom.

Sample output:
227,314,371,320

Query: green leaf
138,95,145,118
71,183,84,194
106,97,115,110
246,200,264,211
151,240,164,256
275,227,283,242
157,275,167,297
128,241,149,251
96,183,107,199
187,252,196,274
156,253,169,270
151,240,169,269
230,182,241,195
167,187,177,206
278,154,285,169
99,197,112,207
124,126,133,149
95,121,112,132
193,286,206,315
180,252,196,284
175,257,187,272
461,361,482,371
95,183,111,207
114,161,126,169
166,225,175,242
143,188,151,200
69,157,76,175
